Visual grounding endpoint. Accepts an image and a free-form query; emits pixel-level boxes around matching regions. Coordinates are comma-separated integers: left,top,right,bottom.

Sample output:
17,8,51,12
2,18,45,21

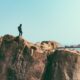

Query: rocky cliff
41,50,80,80
0,35,80,80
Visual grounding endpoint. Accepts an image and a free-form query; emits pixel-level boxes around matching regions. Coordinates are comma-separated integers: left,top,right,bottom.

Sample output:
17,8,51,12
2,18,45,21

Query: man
18,24,23,36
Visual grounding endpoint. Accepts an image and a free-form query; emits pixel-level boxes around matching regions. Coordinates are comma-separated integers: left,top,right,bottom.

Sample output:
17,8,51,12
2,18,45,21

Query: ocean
75,48,80,51
68,48,80,51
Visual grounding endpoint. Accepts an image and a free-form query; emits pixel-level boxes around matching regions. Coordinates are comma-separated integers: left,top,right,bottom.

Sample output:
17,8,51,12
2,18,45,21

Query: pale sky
0,0,80,45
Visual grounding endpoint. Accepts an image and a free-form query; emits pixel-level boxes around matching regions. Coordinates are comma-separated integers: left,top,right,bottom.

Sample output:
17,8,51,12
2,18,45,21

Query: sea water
75,48,80,51
68,48,80,51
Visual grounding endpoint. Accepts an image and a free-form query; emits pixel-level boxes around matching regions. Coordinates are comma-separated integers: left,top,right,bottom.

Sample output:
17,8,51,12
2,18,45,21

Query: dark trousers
19,31,22,36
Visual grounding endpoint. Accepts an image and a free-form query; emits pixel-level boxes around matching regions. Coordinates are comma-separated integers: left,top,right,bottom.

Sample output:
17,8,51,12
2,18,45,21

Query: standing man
18,24,23,36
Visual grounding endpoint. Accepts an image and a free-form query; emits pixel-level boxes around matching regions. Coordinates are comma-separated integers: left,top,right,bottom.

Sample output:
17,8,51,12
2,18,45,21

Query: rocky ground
0,34,80,80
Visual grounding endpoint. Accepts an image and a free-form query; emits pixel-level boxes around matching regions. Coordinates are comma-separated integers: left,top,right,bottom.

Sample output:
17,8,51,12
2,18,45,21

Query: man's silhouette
18,24,23,36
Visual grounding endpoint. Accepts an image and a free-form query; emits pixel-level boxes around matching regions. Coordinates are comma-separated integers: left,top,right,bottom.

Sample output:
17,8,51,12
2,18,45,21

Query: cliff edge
0,35,80,80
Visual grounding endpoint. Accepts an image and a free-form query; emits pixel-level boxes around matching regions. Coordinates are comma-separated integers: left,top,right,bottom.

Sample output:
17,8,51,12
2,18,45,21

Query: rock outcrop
0,34,80,80
0,35,50,80
42,50,80,80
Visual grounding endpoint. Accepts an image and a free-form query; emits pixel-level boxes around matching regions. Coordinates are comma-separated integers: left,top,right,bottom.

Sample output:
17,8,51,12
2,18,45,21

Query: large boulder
42,50,80,80
0,35,47,80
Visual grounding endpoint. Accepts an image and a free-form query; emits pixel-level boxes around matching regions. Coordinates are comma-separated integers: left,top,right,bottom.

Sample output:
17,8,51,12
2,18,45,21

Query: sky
0,0,80,45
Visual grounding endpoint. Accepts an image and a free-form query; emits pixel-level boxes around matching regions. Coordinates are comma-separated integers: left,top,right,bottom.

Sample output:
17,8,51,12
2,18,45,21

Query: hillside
0,35,80,80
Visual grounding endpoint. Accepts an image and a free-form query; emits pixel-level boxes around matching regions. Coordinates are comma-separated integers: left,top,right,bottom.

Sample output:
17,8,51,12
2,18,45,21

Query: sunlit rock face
41,50,80,80
0,35,48,80
0,34,80,80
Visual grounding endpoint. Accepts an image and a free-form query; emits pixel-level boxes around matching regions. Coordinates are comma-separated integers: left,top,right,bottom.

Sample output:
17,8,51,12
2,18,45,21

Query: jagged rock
0,35,47,80
0,35,80,80
41,50,80,80
40,41,60,53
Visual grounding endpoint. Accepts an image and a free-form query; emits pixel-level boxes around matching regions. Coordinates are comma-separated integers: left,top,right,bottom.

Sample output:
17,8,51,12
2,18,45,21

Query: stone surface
42,50,80,80
0,35,80,80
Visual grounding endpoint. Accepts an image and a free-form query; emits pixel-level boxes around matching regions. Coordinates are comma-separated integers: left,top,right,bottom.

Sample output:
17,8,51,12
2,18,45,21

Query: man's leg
21,31,22,36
